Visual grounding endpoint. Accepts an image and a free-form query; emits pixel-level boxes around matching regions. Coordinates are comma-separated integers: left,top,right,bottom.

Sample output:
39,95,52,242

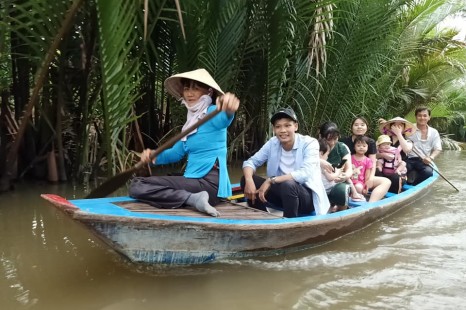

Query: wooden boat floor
114,200,283,220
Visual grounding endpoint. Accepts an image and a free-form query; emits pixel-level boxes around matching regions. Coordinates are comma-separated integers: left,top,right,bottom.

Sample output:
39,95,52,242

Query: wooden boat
41,172,438,265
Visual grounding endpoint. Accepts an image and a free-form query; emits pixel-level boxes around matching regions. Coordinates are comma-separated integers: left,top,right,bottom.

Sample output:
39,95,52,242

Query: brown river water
1,151,465,310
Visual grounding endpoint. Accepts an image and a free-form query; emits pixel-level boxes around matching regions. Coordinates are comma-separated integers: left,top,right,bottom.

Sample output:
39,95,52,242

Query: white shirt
279,148,295,174
242,134,330,215
407,125,442,158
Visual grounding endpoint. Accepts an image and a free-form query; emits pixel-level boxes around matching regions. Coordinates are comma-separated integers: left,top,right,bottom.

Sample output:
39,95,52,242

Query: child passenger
351,135,373,197
319,139,345,212
376,135,407,178
319,139,362,212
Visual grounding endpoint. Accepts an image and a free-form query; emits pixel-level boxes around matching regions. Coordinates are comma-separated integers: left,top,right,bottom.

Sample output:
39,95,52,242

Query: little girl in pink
351,135,373,197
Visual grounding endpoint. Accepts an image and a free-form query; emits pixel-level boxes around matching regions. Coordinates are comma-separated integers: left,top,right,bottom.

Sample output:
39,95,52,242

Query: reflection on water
1,152,466,309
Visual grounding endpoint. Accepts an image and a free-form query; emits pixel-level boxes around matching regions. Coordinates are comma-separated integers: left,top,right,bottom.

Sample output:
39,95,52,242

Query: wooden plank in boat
114,200,280,220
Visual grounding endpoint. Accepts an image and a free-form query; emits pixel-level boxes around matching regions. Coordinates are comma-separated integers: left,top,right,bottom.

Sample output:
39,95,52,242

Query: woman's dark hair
318,138,329,154
180,78,217,101
319,121,340,140
353,135,370,145
351,116,370,128
350,116,373,136
180,78,210,90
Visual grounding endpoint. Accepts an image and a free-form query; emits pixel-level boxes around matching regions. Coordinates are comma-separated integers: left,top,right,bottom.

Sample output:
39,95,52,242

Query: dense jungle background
0,0,465,191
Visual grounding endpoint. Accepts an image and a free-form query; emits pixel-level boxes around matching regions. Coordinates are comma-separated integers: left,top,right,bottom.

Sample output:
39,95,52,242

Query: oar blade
85,168,136,199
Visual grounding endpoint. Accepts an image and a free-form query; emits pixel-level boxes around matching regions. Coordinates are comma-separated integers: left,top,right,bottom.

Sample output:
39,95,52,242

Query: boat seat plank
114,200,280,220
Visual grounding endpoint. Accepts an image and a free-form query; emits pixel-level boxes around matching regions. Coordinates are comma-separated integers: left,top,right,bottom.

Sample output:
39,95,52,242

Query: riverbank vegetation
0,0,465,189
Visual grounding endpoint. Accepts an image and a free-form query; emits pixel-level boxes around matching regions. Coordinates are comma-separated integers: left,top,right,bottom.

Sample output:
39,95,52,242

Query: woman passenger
377,117,414,193
340,116,390,202
318,122,351,211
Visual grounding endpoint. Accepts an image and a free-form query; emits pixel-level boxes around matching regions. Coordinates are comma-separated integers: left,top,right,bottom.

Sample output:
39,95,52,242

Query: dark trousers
406,157,433,185
375,170,403,193
240,175,314,218
129,169,220,209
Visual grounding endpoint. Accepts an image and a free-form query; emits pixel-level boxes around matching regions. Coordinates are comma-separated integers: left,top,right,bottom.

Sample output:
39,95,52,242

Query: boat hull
41,173,438,265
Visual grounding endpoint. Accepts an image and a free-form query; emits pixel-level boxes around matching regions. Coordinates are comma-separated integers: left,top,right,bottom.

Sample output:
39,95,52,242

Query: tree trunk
56,67,67,182
0,90,16,192
47,148,58,182
75,4,98,181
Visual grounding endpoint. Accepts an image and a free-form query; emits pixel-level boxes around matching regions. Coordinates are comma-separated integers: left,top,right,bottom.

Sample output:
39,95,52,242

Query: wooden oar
85,109,222,199
411,148,459,191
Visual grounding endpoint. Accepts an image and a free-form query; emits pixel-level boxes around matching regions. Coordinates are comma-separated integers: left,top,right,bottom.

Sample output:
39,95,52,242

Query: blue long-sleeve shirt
155,105,234,198
243,134,330,215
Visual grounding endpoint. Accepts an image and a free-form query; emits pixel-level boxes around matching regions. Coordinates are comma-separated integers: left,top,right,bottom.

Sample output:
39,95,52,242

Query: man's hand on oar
421,155,434,166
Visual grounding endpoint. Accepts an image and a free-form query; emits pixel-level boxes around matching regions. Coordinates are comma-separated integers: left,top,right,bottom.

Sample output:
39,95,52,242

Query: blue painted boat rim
66,171,439,226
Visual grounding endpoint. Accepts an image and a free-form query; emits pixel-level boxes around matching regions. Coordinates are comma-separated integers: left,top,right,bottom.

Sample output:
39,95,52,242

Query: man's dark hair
415,106,431,116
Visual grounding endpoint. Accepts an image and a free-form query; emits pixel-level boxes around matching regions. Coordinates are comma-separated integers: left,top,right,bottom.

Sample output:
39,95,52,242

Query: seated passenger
377,117,414,192
241,108,330,217
350,135,373,198
340,116,390,201
318,122,352,210
319,138,362,213
376,135,407,193
405,106,442,185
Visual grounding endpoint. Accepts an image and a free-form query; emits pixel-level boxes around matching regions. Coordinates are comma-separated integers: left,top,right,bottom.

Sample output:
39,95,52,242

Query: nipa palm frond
8,0,74,65
96,0,141,176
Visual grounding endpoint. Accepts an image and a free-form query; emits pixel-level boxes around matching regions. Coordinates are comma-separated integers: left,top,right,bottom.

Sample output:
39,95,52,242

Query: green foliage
8,0,74,65
0,1,12,91
95,0,141,175
3,0,466,183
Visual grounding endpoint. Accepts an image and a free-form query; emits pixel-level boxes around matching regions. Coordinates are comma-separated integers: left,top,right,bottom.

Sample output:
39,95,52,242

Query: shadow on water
1,152,466,309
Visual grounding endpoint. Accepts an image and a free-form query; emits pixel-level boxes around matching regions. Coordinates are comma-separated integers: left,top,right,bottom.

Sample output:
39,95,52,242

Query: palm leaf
96,0,141,176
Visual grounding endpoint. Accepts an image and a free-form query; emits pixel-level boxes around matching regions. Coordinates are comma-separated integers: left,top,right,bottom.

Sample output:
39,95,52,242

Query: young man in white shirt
406,106,442,185
241,108,330,217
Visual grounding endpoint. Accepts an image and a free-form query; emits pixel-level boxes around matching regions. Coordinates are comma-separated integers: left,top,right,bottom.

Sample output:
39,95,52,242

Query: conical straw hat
164,68,224,100
379,117,415,137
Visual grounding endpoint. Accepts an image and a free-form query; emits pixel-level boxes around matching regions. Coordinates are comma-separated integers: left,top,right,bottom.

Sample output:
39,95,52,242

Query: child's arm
320,158,333,174
363,162,373,194
378,151,395,161
364,167,372,183
376,159,383,172
323,168,341,181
